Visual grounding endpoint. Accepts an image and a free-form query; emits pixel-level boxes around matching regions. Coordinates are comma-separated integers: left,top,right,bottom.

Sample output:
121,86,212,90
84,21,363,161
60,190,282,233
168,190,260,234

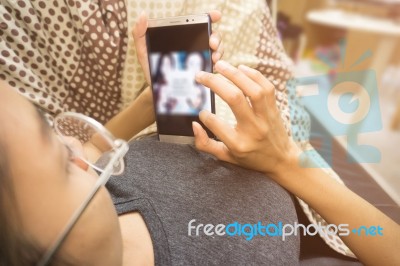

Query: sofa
1,0,398,264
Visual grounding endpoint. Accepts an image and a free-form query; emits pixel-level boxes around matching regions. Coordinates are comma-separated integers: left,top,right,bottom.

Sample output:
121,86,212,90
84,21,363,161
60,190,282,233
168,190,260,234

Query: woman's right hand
132,11,224,85
193,60,301,180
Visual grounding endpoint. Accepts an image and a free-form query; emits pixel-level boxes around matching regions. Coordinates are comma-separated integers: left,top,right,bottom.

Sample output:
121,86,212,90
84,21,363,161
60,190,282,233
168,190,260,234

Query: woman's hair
0,126,72,266
153,53,175,85
185,51,207,71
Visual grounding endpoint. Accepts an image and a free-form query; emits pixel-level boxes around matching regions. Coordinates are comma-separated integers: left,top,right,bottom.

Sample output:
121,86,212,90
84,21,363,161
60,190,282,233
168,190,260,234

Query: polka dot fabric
1,0,354,258
0,0,128,123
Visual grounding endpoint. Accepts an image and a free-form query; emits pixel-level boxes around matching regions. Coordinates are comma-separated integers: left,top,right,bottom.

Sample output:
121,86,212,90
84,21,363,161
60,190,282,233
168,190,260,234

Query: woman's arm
106,11,224,140
105,86,155,140
193,60,400,266
277,159,400,266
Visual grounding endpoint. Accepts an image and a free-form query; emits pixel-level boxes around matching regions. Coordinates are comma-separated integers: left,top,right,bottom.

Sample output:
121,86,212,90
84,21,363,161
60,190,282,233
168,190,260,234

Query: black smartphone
146,14,215,144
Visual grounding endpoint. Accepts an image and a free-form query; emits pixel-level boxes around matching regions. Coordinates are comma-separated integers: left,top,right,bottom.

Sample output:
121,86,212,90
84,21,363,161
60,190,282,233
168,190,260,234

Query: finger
209,32,221,50
198,110,239,149
208,10,222,23
215,61,268,116
192,121,235,163
195,72,253,124
211,42,223,63
212,51,221,65
238,64,277,109
132,11,151,84
210,32,223,63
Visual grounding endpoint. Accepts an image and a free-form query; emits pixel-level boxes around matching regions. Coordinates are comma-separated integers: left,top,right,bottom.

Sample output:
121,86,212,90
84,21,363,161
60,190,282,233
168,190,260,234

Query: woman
1,8,302,265
2,60,400,265
0,79,299,265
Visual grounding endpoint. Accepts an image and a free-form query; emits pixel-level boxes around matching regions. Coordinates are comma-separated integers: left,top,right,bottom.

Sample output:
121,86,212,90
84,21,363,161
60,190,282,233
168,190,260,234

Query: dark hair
185,51,207,71
152,53,175,105
0,126,73,266
154,53,175,86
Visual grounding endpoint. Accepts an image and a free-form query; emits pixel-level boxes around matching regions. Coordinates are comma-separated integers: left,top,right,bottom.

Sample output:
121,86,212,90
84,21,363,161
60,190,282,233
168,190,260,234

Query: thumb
192,122,235,164
133,11,151,84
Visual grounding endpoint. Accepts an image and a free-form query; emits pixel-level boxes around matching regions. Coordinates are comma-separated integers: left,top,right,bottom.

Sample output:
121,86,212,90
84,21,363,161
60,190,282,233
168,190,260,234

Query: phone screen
147,18,214,140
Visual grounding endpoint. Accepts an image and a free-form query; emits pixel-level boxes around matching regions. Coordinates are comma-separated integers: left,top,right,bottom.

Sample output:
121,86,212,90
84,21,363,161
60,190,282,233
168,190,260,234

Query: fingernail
238,64,251,72
213,52,221,60
215,60,229,72
199,110,209,121
195,71,205,81
192,122,198,136
137,11,147,25
210,35,218,46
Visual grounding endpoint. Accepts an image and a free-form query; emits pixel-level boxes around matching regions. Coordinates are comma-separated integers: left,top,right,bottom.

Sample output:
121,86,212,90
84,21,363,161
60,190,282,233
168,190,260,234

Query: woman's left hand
192,60,301,179
132,10,224,85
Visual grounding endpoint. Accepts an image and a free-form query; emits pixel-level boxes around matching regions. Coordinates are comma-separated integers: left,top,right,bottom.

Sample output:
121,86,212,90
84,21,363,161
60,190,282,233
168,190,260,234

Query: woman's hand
133,10,224,85
194,62,400,266
192,60,301,179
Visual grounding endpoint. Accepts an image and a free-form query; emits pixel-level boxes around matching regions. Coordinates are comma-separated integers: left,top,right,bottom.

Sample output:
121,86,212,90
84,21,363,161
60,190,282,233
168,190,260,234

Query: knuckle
254,125,269,140
254,69,264,80
201,113,212,126
195,135,210,151
197,72,212,84
250,88,265,102
231,140,250,156
219,47,224,57
229,67,241,77
227,90,244,106
200,112,217,130
252,69,270,86
264,83,276,97
214,150,226,161
217,42,223,50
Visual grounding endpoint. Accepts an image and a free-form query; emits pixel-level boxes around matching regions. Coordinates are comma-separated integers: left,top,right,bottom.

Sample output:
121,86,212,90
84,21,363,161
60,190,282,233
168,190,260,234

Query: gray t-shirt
107,137,300,265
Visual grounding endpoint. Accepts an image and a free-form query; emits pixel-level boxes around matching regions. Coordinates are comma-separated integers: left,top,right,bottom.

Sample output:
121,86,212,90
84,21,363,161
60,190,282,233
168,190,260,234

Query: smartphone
146,14,215,144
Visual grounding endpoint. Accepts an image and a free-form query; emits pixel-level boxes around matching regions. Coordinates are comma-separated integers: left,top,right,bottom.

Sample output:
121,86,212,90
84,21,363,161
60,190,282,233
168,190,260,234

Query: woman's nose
64,136,89,171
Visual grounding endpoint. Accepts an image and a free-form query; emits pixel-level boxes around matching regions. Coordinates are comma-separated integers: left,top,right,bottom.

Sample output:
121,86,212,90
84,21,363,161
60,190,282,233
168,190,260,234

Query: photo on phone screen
146,15,215,144
150,51,211,115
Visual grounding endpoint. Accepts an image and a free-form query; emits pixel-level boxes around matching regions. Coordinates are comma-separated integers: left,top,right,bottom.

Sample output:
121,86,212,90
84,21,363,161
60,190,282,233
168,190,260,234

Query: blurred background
275,0,400,202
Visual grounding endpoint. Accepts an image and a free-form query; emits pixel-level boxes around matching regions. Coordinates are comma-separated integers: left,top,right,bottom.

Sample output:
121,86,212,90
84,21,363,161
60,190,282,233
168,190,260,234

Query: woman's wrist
267,140,304,185
105,86,155,140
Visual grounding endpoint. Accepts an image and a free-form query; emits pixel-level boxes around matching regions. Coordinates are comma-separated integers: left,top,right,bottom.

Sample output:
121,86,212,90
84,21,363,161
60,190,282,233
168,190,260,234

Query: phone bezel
147,14,211,28
146,14,215,145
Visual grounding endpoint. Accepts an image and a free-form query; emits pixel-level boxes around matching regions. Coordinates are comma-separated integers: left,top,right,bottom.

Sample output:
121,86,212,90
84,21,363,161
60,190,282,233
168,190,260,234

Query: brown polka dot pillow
0,0,128,123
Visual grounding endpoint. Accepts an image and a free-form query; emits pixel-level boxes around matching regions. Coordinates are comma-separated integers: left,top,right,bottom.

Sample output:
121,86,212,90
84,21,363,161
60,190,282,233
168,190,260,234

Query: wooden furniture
307,8,400,132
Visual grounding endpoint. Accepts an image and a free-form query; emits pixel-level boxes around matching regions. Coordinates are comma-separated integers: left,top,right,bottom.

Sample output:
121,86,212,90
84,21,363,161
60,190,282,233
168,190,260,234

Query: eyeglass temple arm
37,180,103,266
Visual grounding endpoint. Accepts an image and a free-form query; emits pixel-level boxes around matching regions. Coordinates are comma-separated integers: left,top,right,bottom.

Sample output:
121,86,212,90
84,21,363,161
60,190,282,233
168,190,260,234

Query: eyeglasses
37,112,129,265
